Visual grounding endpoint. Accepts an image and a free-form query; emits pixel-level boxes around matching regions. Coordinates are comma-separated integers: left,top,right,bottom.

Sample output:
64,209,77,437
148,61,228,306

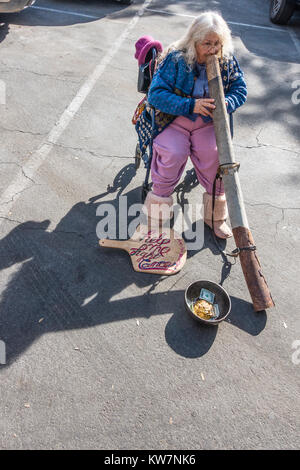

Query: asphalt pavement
0,0,299,450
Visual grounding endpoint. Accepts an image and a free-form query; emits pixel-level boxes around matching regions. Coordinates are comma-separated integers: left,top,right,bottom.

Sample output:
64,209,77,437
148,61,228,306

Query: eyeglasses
201,41,222,50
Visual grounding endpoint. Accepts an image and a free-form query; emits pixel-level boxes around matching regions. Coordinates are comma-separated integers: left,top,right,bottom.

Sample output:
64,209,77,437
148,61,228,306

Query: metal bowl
185,280,231,325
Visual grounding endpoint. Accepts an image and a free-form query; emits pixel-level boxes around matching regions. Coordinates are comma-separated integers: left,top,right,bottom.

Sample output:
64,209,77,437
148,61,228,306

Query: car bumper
0,0,36,13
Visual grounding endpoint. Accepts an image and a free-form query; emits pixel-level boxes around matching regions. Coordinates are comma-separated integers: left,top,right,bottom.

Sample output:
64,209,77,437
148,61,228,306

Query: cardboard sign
100,224,186,275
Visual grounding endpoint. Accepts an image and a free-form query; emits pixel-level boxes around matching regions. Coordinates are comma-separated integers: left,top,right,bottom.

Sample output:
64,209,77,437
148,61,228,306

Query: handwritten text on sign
129,231,184,272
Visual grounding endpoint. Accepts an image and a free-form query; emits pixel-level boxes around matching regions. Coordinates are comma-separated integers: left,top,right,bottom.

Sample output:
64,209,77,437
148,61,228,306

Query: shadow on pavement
141,0,300,63
0,163,265,367
237,52,300,149
227,296,267,335
165,295,263,358
0,22,9,43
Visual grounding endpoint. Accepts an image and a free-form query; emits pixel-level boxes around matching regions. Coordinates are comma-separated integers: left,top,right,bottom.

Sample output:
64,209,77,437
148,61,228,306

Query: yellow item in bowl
193,299,216,320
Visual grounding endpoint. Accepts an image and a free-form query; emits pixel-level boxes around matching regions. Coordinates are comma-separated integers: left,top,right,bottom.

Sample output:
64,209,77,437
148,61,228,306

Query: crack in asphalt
0,126,47,137
0,161,36,184
0,64,82,83
245,201,300,211
0,184,40,207
0,216,23,225
0,186,33,206
234,128,299,156
244,201,300,235
53,142,132,159
234,141,299,155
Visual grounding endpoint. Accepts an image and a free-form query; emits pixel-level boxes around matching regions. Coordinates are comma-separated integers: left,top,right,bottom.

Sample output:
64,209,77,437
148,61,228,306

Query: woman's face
195,32,222,63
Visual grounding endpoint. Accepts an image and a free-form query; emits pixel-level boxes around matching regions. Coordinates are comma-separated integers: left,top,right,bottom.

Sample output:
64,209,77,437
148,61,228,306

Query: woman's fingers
199,106,213,118
193,98,215,116
203,102,216,110
201,99,215,108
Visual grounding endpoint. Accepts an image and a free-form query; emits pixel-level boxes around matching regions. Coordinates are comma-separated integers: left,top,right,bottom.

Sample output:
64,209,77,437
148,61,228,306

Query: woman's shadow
0,163,266,367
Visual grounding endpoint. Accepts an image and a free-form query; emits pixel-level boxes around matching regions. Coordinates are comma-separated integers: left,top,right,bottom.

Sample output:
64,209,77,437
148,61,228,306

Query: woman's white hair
161,11,234,65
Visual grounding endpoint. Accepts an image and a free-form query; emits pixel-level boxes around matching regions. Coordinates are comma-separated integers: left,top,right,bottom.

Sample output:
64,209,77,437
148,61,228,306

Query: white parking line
31,4,129,25
31,5,101,20
288,28,300,58
145,8,289,33
0,0,153,222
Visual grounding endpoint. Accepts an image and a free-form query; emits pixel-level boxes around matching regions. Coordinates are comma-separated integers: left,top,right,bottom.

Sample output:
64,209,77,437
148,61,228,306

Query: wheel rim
272,0,282,15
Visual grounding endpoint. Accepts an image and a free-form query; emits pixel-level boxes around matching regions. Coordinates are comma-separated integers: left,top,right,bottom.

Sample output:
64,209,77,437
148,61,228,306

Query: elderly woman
137,11,247,239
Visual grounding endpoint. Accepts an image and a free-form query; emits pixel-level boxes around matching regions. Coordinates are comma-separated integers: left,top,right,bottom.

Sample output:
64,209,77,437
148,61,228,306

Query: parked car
0,0,36,13
270,0,300,24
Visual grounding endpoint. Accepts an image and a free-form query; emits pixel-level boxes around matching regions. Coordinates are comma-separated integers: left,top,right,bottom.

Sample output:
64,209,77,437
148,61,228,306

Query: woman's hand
193,98,216,118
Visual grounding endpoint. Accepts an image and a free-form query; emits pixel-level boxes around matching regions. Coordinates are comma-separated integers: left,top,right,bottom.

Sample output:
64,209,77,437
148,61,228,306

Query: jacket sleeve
225,56,247,114
147,53,196,116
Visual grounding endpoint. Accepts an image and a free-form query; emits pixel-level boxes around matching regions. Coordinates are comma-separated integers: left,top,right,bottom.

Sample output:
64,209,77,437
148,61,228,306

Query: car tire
270,0,295,24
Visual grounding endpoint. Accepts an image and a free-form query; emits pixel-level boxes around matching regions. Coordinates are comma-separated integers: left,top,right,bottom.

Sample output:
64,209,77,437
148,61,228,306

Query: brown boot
203,192,232,239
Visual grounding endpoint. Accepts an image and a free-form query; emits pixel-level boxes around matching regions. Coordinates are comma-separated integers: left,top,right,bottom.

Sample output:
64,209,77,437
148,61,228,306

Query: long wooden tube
206,55,274,311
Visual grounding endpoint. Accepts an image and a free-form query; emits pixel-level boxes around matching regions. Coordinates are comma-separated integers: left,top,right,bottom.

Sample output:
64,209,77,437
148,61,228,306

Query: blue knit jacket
136,50,247,153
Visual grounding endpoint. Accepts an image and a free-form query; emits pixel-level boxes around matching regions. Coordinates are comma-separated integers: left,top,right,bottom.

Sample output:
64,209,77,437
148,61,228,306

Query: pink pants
151,115,224,197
